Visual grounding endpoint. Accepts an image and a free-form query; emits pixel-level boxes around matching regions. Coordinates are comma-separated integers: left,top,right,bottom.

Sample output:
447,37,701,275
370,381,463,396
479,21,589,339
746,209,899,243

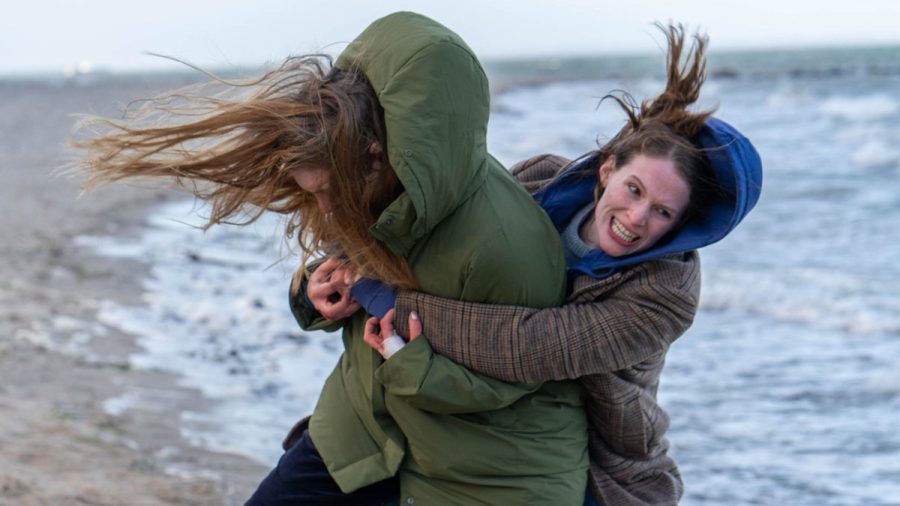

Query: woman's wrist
382,334,407,359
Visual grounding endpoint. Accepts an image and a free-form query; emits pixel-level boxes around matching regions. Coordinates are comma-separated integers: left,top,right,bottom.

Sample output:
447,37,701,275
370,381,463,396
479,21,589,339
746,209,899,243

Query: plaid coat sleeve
508,153,572,194
392,153,701,383
394,255,699,383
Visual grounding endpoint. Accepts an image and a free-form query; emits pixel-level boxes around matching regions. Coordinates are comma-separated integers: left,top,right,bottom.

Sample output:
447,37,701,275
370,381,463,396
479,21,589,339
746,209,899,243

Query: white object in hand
382,334,407,359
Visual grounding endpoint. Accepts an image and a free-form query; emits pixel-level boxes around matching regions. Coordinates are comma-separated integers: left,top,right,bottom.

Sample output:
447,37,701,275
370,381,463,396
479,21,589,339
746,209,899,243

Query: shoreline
0,76,267,505
1,185,268,505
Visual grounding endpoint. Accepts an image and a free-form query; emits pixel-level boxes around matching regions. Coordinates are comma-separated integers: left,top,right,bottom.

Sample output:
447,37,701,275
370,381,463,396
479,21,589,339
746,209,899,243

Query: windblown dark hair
588,23,718,222
74,55,418,289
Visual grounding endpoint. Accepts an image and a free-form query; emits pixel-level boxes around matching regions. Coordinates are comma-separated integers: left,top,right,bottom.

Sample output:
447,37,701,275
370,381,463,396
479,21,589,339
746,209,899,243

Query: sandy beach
0,76,267,505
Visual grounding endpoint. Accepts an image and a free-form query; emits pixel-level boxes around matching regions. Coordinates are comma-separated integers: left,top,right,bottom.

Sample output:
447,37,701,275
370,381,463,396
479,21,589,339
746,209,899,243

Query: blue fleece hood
534,117,763,279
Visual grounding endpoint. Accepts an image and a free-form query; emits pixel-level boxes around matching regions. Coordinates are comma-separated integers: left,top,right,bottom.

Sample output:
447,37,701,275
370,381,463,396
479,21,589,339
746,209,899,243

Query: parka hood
335,12,491,257
536,117,763,279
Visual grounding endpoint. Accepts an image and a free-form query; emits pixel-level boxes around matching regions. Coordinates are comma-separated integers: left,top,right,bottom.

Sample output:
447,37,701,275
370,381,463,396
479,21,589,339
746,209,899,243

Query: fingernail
411,311,419,321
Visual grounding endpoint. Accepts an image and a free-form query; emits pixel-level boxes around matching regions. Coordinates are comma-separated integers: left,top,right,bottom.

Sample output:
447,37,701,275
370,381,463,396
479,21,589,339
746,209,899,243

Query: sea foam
851,139,899,168
81,199,341,465
819,94,899,121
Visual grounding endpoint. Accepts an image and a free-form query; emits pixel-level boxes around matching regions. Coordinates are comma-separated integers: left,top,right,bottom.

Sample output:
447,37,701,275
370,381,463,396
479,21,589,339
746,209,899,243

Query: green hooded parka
291,12,588,505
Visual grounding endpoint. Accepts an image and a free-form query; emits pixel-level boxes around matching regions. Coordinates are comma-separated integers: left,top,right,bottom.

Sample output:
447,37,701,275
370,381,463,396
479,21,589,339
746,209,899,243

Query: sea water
72,46,900,505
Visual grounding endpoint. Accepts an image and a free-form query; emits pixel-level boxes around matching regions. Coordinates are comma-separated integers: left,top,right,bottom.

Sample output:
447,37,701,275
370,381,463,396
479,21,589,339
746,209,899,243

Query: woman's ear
598,156,616,187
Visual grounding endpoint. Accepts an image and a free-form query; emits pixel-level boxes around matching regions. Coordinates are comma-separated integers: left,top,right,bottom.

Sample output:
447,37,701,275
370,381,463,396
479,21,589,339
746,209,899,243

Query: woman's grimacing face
581,154,691,257
291,168,332,212
289,144,387,214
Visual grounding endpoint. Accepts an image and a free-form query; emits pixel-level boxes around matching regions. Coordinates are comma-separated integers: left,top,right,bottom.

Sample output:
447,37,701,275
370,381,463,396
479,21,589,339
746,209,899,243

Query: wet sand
0,75,267,505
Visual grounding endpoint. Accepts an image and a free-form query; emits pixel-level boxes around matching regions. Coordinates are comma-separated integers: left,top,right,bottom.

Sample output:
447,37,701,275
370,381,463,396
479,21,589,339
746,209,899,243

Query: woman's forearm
394,257,699,383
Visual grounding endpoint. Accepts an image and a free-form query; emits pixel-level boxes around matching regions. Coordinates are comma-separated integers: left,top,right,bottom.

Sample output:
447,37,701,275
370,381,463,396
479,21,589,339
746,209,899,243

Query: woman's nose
627,202,650,227
315,194,331,213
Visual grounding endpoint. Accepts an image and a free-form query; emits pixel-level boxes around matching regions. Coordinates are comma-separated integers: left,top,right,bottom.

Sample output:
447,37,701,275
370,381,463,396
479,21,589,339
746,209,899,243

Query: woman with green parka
77,11,588,506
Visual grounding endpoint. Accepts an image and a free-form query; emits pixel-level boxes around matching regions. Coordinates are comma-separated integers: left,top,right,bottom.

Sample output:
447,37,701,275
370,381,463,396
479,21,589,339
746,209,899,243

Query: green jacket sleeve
287,261,346,333
374,337,542,414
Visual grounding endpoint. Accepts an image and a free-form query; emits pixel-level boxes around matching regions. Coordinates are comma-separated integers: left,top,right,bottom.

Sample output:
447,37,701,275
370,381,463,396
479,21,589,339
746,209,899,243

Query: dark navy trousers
245,428,399,505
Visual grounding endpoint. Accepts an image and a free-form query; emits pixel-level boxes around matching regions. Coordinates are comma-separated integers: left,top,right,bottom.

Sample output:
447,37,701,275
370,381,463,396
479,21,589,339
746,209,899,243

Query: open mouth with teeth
610,217,639,245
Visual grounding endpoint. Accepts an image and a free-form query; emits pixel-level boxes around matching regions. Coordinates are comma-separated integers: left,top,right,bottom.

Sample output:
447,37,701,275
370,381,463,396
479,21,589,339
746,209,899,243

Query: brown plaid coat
394,154,700,506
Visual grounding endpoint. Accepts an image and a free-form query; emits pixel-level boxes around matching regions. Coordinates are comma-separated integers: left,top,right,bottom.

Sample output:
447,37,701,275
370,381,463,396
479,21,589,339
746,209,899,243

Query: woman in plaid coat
355,25,763,506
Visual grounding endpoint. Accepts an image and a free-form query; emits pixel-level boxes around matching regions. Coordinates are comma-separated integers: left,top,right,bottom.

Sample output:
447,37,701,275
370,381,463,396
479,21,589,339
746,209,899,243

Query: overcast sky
4,0,900,74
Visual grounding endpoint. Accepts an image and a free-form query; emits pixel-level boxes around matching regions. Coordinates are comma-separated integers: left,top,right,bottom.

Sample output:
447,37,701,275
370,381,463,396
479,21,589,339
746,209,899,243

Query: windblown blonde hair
75,55,418,289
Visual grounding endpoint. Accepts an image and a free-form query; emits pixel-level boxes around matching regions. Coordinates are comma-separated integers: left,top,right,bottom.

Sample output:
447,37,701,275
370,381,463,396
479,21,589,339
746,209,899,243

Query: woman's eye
627,184,640,195
656,207,671,219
